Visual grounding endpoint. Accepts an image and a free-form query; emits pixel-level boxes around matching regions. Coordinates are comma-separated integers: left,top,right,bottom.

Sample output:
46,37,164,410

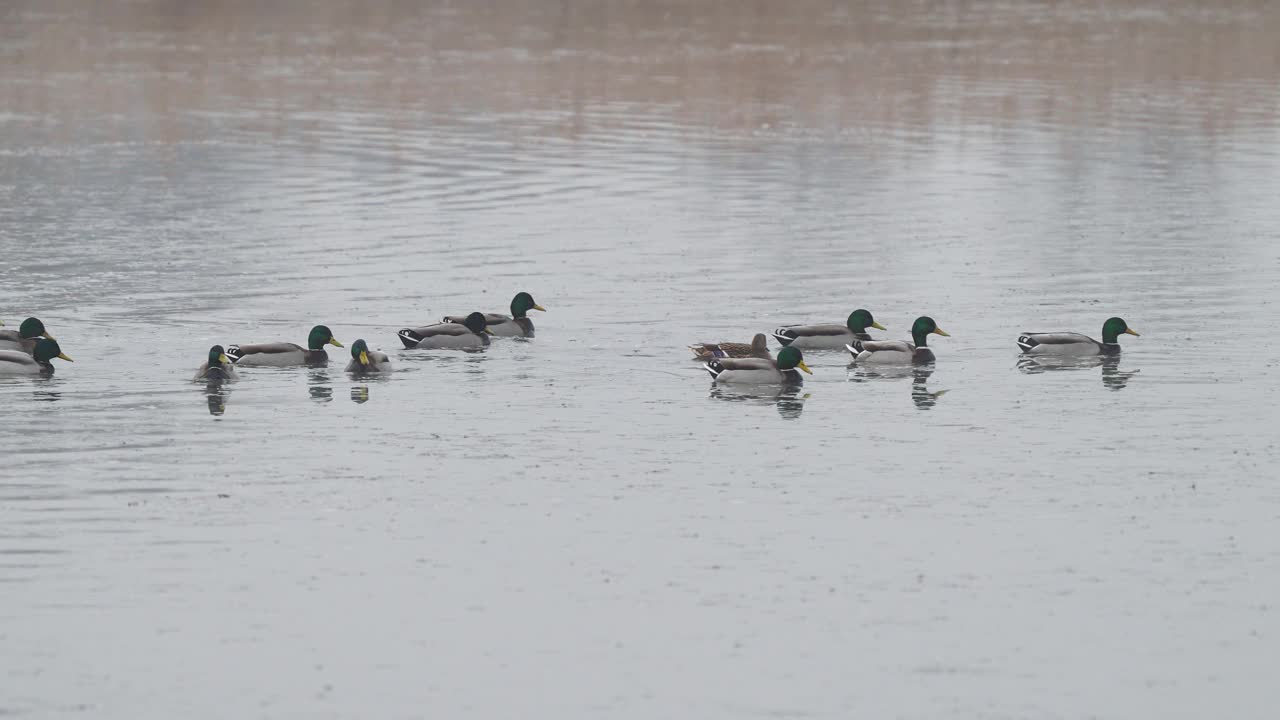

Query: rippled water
3,1,1280,717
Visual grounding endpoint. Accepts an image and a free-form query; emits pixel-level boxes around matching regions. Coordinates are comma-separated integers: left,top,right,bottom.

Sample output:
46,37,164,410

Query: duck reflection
709,385,809,420
308,369,333,403
351,385,370,404
1017,355,1138,391
204,379,230,416
848,364,947,410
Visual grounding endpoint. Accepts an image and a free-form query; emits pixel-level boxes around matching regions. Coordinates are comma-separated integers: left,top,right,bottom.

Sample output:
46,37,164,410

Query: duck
704,345,812,385
1016,317,1139,356
0,338,73,376
195,345,237,381
689,333,771,360
225,325,343,366
0,317,55,355
345,339,392,372
772,309,886,350
444,292,546,338
398,312,492,349
847,316,949,364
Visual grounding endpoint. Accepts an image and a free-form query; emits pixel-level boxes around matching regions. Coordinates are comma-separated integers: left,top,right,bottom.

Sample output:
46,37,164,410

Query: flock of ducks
689,310,1140,384
0,301,1141,386
0,292,547,379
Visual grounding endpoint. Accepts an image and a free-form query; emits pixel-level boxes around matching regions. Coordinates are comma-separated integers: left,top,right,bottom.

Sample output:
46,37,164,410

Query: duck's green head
308,325,343,350
19,317,53,341
1102,317,1139,344
911,316,950,347
776,346,813,374
351,338,371,366
511,292,546,319
847,309,886,334
463,312,493,335
207,345,229,366
33,338,72,364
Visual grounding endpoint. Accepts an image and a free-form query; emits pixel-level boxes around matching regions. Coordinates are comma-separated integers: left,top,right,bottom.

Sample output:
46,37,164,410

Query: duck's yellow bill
871,321,887,331
359,350,369,366
533,304,547,312
57,352,73,362
43,332,56,341
797,360,813,375
219,354,229,364
483,328,494,335
933,328,951,337
330,338,344,348
1125,328,1140,336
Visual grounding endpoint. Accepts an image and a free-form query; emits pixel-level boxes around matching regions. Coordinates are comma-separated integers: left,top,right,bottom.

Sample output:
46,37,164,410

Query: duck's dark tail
1016,334,1037,353
771,328,796,346
703,360,725,380
397,329,423,349
225,346,244,363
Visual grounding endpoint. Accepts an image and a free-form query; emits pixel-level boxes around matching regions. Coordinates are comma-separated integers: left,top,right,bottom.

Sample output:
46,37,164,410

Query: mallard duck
0,338,72,376
225,325,343,366
399,312,492,349
689,333,771,360
847,316,949,364
345,339,392,372
195,345,237,381
705,345,812,384
444,292,546,338
1017,317,1139,356
0,317,55,355
772,309,886,350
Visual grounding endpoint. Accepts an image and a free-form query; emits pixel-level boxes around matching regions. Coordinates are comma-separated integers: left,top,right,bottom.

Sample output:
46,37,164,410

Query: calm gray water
3,1,1280,717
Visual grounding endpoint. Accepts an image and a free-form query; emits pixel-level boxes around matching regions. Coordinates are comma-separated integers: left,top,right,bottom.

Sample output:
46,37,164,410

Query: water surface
3,2,1280,717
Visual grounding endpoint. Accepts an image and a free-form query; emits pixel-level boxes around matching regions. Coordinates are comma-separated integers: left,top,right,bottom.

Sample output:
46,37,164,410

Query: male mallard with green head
848,316,949,364
705,345,813,385
195,345,237,381
345,339,392,372
772,309,886,350
0,338,73,376
0,317,56,355
225,325,343,366
399,312,492,349
1017,317,1139,356
689,333,771,360
444,292,546,338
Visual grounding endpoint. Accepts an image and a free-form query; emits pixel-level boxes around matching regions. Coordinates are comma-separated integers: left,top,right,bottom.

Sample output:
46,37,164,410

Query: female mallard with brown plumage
689,333,771,360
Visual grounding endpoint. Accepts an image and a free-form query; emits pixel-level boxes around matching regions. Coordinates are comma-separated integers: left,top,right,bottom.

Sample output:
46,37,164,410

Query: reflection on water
848,365,948,410
709,385,809,420
2,0,1279,717
1017,355,1139,392
203,380,230,416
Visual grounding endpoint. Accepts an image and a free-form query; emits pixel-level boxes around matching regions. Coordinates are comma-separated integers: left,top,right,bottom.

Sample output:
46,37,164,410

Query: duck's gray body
1017,332,1117,356
704,357,803,385
226,343,330,367
194,361,238,381
346,350,392,372
0,350,52,375
773,324,871,350
444,313,533,338
399,323,490,349
847,340,935,365
0,332,36,355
